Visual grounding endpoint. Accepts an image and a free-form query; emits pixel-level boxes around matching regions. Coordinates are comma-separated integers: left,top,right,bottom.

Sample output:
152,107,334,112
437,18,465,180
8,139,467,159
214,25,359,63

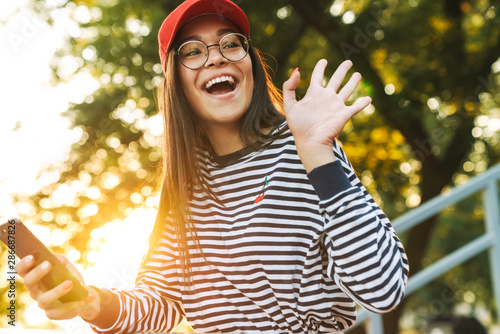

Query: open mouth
204,76,236,95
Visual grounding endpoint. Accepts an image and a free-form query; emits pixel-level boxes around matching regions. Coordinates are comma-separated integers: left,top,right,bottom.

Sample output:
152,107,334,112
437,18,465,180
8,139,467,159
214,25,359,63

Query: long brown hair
142,43,286,282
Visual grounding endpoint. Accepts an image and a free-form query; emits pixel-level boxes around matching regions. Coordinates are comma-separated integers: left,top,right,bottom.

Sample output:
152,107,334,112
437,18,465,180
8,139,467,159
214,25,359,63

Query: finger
348,96,372,116
282,68,300,112
15,255,35,276
310,59,328,87
44,298,91,320
23,261,52,295
326,60,353,92
338,72,362,102
37,280,73,310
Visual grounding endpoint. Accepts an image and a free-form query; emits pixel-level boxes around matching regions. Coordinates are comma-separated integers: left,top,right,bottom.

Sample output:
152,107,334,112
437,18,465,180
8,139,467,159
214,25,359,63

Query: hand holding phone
0,218,89,303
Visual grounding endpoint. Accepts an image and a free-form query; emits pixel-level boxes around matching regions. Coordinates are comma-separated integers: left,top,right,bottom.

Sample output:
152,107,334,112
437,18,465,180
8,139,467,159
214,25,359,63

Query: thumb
282,68,300,112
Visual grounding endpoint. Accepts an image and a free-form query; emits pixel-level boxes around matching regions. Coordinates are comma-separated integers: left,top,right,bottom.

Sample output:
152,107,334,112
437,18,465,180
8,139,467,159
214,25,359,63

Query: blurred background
0,0,499,333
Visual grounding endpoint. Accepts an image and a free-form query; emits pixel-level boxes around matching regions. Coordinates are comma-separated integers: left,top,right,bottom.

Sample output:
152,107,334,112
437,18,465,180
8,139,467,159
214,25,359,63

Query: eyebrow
179,28,238,45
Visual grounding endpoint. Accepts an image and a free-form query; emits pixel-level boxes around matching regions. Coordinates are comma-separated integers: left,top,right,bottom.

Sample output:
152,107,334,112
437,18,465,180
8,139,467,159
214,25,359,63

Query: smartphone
0,218,88,303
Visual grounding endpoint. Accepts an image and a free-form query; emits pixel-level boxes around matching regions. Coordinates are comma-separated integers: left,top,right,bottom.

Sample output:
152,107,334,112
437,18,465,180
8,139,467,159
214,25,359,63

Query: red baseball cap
158,0,250,73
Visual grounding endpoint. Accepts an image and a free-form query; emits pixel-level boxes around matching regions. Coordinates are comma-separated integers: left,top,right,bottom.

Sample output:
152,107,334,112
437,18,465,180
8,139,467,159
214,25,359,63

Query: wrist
83,286,120,328
79,286,101,321
296,142,336,173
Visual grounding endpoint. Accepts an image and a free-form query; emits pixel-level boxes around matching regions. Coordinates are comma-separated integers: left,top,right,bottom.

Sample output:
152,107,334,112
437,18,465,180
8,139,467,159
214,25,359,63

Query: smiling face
175,15,254,147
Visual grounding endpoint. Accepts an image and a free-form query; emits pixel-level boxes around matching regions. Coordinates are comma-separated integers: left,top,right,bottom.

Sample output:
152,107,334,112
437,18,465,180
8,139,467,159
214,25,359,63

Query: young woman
16,0,409,332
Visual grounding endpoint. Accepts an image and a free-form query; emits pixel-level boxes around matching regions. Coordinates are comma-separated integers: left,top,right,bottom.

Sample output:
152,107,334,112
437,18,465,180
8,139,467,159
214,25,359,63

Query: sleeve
88,227,185,334
307,141,409,313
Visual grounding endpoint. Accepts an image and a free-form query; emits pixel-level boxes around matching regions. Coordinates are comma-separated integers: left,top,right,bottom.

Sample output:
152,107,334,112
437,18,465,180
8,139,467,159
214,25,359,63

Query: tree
2,0,499,332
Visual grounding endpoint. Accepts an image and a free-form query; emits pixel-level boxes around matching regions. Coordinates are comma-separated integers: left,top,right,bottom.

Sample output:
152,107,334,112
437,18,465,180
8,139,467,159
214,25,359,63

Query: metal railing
348,163,500,333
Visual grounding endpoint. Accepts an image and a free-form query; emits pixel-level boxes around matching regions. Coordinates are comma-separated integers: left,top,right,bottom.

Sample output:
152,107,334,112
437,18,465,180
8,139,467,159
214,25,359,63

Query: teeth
205,76,235,90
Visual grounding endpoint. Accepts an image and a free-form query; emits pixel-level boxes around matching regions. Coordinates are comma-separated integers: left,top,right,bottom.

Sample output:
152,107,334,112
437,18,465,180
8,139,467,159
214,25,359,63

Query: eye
180,42,205,57
221,35,242,49
186,49,202,56
223,41,240,49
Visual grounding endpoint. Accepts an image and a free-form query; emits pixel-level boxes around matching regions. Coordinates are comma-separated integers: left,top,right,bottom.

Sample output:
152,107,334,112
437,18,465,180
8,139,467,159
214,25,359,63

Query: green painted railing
348,164,500,333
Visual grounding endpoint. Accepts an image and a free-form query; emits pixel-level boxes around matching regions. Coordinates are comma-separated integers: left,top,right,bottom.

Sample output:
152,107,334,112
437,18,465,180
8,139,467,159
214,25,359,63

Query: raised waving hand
282,59,371,172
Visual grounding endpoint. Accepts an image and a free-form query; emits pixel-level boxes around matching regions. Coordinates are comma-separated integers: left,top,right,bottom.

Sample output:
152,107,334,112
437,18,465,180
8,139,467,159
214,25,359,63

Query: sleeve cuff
307,160,352,200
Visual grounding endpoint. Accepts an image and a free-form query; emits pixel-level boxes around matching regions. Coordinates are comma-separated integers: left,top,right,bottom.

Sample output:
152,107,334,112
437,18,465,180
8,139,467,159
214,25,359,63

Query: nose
204,44,228,68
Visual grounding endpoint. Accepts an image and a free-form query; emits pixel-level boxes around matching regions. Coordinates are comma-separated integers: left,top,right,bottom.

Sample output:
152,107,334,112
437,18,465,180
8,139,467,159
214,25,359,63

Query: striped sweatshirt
89,125,409,334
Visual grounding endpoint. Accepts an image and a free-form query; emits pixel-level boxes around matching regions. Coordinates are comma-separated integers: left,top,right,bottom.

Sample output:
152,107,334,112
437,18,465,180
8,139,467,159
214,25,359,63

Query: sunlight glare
52,184,76,206
66,247,82,262
329,0,345,17
0,0,29,20
101,172,122,189
74,5,91,24
24,302,51,327
29,223,51,245
41,211,54,222
83,207,157,289
148,114,164,136
50,227,72,246
86,186,102,200
341,10,355,24
0,1,97,218
78,203,99,218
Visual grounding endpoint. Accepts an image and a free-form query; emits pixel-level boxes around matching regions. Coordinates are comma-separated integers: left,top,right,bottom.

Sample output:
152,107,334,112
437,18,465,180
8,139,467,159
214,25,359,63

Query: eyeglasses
175,32,250,70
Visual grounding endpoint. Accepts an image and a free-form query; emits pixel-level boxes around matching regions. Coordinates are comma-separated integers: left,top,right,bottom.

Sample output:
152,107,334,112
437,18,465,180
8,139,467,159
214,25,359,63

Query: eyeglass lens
178,33,249,69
